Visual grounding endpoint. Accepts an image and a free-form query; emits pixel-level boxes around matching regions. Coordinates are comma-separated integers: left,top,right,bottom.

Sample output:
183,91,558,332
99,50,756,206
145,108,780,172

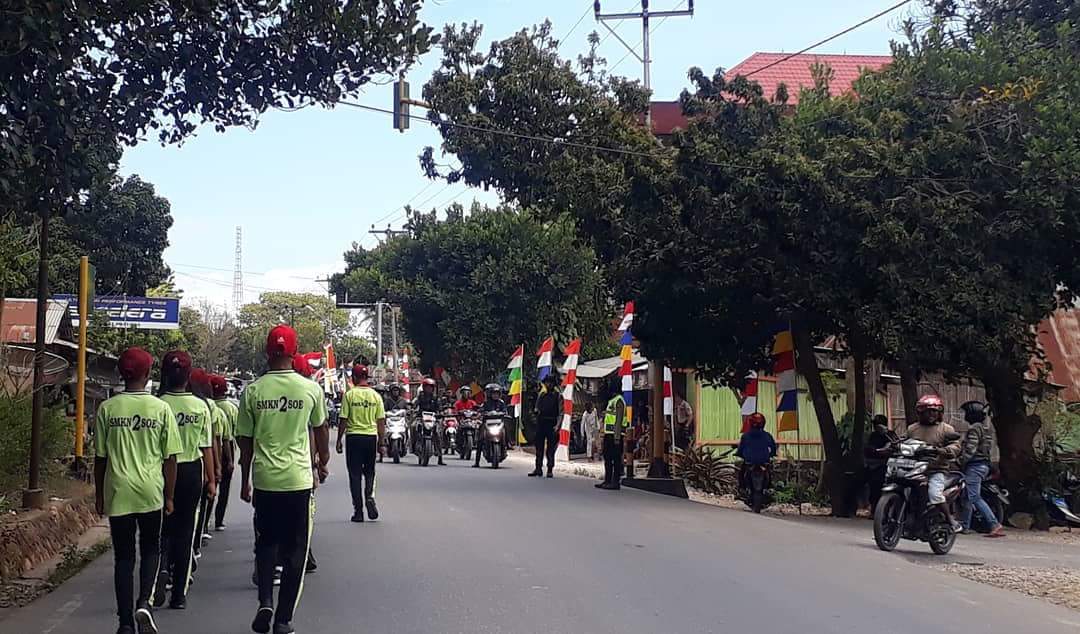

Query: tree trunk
899,361,919,426
982,368,1039,494
849,345,867,472
793,324,849,516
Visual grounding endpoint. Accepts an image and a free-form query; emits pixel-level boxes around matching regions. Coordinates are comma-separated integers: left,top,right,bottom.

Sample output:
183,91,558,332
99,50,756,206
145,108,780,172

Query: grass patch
46,541,110,588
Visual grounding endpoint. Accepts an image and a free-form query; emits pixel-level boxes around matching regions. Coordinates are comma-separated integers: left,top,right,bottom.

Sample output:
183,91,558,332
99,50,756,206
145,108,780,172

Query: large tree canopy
335,204,612,380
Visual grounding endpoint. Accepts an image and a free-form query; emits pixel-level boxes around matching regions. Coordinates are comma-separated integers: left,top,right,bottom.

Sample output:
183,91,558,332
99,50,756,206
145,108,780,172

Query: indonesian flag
617,301,635,332
555,338,581,462
740,371,759,433
507,345,524,417
401,349,411,399
663,366,674,417
536,336,554,382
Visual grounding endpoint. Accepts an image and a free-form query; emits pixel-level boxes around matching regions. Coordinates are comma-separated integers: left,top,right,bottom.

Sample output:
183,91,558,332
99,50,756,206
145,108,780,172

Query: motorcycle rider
906,394,963,533
336,364,385,523
735,413,776,494
474,384,507,468
959,401,1005,537
454,386,477,413
414,378,445,465
384,383,409,412
531,373,561,478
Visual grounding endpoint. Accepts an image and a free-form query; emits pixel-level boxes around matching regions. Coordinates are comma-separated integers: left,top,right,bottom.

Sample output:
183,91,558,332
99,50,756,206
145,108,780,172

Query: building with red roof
650,51,893,136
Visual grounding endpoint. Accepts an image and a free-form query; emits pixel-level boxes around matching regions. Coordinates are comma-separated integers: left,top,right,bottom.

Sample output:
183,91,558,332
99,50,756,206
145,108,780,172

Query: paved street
3,455,1079,634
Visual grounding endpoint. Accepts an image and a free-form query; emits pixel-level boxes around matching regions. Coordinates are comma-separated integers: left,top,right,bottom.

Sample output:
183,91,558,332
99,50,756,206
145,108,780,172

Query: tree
334,203,612,381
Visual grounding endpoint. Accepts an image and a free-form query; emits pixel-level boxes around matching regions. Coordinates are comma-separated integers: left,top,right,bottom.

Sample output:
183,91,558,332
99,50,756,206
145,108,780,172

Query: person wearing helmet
415,377,445,465
454,386,477,413
906,394,963,533
337,364,386,522
384,383,408,412
531,373,562,478
958,401,1004,537
735,413,777,493
475,384,507,467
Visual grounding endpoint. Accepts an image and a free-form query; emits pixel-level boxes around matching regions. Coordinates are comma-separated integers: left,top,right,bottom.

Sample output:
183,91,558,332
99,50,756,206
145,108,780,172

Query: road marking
41,595,83,633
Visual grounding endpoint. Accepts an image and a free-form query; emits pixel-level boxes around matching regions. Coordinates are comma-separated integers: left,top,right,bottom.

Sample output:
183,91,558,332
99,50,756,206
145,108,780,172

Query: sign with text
55,295,180,331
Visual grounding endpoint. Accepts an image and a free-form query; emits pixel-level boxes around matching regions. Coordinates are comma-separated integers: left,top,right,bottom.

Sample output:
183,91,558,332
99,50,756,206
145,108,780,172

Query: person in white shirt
580,401,600,461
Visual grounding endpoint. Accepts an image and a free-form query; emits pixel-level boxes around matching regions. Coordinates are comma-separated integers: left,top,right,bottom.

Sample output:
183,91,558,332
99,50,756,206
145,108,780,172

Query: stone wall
0,494,98,581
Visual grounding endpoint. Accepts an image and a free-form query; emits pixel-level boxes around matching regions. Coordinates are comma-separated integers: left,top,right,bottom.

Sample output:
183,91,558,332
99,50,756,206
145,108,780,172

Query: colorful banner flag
536,336,554,381
774,325,799,432
663,366,673,417
507,345,524,418
740,371,759,433
323,343,336,394
618,302,635,426
401,348,411,400
555,338,581,462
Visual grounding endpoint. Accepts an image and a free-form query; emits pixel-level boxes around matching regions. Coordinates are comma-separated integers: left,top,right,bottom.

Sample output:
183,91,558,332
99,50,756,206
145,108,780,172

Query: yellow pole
74,256,89,459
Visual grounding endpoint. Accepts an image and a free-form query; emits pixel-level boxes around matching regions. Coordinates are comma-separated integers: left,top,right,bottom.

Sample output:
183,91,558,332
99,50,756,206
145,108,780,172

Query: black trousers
194,483,212,554
346,434,378,513
160,459,202,599
602,435,623,487
254,489,313,625
534,424,558,473
109,510,163,627
214,448,233,528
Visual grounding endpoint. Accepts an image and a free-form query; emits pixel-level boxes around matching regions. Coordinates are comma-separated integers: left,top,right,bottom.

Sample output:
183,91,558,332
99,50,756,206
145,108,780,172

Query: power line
558,3,594,49
608,0,687,74
743,0,914,79
170,262,316,281
370,179,438,226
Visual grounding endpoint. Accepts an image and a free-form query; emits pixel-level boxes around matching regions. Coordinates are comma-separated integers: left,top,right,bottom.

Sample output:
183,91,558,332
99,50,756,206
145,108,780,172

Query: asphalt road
3,454,1079,634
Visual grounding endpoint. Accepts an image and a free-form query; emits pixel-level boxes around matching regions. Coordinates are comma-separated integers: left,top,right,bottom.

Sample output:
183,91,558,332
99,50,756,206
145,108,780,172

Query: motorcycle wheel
873,492,904,552
929,520,956,555
750,472,766,514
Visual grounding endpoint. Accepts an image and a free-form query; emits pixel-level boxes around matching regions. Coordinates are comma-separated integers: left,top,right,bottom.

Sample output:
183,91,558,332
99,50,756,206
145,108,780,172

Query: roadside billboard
55,294,180,330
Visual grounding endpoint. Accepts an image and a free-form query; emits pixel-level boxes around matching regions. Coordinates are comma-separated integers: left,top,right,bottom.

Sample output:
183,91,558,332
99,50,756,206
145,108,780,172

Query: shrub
673,445,738,495
0,394,71,488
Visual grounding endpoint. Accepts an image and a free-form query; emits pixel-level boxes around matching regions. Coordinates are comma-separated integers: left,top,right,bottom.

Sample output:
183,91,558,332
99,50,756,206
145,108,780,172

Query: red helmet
747,412,767,429
916,394,944,412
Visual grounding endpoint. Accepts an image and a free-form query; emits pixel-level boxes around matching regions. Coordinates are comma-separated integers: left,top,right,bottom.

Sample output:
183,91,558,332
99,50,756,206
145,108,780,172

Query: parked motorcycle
480,412,507,468
385,409,409,464
738,463,772,514
415,411,439,467
874,438,966,555
442,410,458,456
457,410,479,460
1044,469,1080,527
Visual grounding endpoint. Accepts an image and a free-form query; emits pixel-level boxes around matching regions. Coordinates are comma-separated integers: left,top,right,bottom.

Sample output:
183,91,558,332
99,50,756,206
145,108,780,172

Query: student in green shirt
95,347,181,634
237,325,329,634
153,350,215,611
336,364,386,523
190,368,222,555
210,374,238,531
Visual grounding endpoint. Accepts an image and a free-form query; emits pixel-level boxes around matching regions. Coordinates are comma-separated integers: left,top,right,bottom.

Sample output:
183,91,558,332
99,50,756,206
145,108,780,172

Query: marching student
95,347,181,634
189,369,222,555
336,364,385,522
154,351,215,610
210,374,238,531
237,325,328,634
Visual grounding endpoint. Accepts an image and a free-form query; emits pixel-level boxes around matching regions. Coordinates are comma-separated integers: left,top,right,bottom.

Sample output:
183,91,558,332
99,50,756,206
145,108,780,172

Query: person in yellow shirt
210,374,238,531
336,364,386,523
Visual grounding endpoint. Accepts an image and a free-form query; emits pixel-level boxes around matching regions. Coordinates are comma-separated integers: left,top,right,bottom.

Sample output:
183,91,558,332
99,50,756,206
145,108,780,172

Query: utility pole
594,1,694,129
369,225,410,243
232,226,243,314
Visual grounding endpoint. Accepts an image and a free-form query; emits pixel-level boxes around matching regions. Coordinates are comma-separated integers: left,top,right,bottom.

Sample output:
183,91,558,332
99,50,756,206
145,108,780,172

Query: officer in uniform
596,386,628,491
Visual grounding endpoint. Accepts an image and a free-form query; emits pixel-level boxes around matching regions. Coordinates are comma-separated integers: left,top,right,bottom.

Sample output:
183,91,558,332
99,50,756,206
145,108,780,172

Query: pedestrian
336,364,386,523
596,382,629,491
580,401,599,461
94,347,182,634
210,374,238,532
531,373,561,477
237,325,329,634
864,415,894,513
959,401,1005,537
189,369,222,557
154,351,216,611
674,392,695,451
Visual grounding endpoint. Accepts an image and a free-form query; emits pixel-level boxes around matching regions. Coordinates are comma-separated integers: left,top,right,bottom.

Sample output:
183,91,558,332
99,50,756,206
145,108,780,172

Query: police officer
596,386,628,490
531,373,561,478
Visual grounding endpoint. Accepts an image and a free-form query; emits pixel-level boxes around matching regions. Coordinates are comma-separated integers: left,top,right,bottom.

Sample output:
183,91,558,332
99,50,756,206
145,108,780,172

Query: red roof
650,51,892,135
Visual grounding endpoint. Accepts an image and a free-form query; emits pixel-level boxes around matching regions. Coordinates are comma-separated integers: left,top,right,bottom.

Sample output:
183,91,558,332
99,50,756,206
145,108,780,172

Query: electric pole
369,225,410,243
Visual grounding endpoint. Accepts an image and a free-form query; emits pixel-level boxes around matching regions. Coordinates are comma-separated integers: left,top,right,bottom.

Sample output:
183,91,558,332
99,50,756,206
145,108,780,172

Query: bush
673,445,738,495
0,394,71,489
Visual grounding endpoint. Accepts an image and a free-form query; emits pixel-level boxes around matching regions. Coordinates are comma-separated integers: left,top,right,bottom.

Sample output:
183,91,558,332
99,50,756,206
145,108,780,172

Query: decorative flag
507,345,524,418
663,366,673,417
555,338,581,462
740,371,759,433
401,348,411,400
618,302,635,426
773,325,799,432
323,342,336,394
536,337,554,382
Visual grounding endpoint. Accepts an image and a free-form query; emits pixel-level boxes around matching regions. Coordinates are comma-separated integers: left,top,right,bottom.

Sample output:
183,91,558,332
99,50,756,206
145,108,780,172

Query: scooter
874,439,966,555
385,410,409,464
1044,470,1080,527
480,412,507,468
415,411,438,467
457,410,478,460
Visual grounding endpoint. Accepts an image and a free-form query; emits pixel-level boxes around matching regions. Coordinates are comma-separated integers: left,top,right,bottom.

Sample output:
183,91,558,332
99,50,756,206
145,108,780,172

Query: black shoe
366,499,379,521
252,606,274,634
595,482,607,488
305,556,318,573
134,605,158,634
117,625,136,634
351,513,365,523
215,523,226,532
547,471,554,478
168,595,186,610
472,463,480,468
438,459,445,465
273,622,296,634
152,571,169,608
528,470,541,477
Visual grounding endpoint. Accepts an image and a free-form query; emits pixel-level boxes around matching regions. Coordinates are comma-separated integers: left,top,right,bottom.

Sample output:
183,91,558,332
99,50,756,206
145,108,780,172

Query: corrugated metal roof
1037,309,1080,402
1,298,70,345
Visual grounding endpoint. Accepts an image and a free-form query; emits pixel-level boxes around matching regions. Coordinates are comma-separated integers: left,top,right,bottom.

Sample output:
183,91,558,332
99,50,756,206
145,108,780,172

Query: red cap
266,324,298,358
352,364,369,383
118,347,154,381
190,368,210,395
209,374,228,399
161,350,192,381
293,354,315,377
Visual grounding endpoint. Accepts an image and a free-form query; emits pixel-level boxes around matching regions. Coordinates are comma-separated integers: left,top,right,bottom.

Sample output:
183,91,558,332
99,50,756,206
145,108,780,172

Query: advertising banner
55,294,180,330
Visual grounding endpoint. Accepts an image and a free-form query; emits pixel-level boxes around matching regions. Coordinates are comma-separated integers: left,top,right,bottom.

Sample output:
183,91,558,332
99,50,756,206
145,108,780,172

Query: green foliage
0,395,70,490
46,541,111,588
672,445,738,495
335,204,611,381
0,214,35,297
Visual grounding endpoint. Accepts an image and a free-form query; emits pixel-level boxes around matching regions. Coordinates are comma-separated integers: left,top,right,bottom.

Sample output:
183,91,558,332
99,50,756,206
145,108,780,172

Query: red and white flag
555,338,581,462
663,366,674,417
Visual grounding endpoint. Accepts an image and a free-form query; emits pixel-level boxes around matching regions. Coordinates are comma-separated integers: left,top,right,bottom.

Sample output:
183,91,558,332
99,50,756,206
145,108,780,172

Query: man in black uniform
414,378,445,466
383,384,408,412
531,373,561,478
474,384,507,468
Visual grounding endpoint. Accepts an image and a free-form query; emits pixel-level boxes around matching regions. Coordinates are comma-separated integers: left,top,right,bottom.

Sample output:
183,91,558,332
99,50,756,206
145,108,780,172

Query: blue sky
119,0,912,309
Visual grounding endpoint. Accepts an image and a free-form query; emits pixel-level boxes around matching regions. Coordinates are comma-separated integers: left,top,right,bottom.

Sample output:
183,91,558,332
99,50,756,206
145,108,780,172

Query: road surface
3,454,1078,634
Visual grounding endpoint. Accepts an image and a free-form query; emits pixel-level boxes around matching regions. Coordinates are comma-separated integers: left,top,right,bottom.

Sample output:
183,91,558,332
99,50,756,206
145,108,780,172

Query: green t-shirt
94,391,182,517
209,400,228,441
159,392,213,464
340,385,385,436
214,399,238,441
236,370,326,492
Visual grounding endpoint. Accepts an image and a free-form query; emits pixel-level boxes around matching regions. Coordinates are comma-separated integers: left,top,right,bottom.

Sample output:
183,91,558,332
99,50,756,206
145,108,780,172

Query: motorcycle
457,410,478,460
385,409,409,464
874,438,966,555
1044,469,1080,527
738,463,772,514
415,411,438,467
442,411,459,456
480,412,507,468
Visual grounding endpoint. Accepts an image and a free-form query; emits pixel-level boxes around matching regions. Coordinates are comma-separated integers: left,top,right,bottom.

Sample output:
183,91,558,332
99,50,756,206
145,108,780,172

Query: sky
118,0,915,310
